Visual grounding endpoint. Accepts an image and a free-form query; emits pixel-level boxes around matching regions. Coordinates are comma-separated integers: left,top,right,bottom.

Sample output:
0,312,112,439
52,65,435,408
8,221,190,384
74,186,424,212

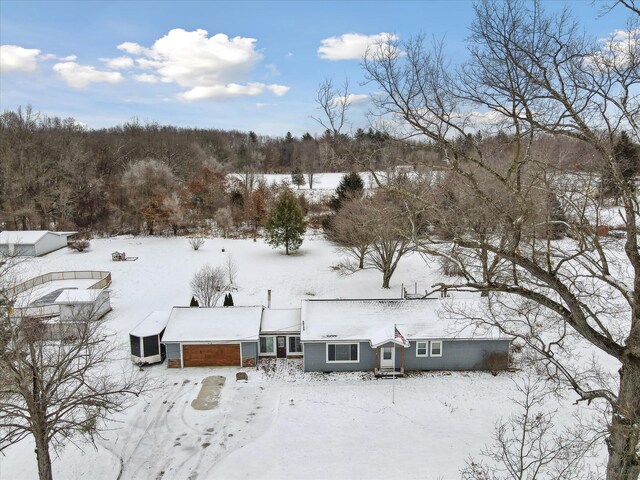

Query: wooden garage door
183,344,240,367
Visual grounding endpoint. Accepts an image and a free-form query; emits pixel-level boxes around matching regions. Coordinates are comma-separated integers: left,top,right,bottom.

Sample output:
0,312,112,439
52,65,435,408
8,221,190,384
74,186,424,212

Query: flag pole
392,324,396,405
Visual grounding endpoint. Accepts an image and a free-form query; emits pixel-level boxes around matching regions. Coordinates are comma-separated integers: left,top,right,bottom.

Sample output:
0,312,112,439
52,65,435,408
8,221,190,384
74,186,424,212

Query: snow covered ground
0,236,602,479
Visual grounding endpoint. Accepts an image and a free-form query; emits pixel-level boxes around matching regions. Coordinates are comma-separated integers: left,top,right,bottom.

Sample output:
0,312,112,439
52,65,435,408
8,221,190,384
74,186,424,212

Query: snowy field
0,235,601,479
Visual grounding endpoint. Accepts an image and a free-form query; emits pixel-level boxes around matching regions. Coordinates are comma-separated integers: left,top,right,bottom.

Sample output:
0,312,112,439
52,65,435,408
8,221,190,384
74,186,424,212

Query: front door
276,336,287,358
380,347,394,369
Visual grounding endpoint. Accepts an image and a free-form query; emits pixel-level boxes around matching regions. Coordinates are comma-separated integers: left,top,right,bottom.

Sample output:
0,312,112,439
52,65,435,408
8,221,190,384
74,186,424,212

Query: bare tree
359,1,640,477
461,377,600,480
328,197,375,269
190,264,226,307
225,255,239,290
0,271,150,480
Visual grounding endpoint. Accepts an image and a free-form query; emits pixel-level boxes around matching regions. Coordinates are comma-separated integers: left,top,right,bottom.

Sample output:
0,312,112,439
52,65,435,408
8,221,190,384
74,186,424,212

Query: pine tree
329,172,364,210
190,295,199,307
601,131,639,203
223,293,233,306
264,189,307,255
291,169,306,189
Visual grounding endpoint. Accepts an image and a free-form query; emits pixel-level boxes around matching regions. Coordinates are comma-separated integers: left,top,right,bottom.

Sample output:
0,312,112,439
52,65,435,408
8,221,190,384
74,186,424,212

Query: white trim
416,341,428,357
286,335,303,355
430,340,443,357
326,343,360,363
180,343,184,368
380,346,394,369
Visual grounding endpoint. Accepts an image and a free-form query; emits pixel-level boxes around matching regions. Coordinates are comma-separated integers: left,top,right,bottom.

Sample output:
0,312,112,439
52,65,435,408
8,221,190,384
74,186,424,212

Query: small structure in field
130,310,171,365
112,251,127,261
0,230,77,257
54,288,112,322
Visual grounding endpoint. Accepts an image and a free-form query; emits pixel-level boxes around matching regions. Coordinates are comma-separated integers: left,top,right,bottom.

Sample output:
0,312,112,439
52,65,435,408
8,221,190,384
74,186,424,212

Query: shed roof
300,298,507,342
0,230,76,245
162,306,264,343
130,310,171,337
260,308,301,334
54,288,106,304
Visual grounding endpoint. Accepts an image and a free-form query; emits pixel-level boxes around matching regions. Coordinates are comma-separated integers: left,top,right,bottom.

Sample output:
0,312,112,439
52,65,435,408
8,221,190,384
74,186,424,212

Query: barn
162,306,263,368
0,230,77,256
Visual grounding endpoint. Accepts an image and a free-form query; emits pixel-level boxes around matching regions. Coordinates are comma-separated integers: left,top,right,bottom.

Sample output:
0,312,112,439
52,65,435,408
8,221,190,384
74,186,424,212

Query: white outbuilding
0,230,77,256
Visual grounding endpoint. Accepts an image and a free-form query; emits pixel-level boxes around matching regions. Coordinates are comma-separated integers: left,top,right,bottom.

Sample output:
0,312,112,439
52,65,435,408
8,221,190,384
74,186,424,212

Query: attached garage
183,344,240,367
162,306,263,368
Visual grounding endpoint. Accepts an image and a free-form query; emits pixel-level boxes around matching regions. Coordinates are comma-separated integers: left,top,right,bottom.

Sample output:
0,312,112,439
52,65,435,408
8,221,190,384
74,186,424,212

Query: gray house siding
404,339,510,371
303,342,375,372
302,339,511,372
166,343,181,359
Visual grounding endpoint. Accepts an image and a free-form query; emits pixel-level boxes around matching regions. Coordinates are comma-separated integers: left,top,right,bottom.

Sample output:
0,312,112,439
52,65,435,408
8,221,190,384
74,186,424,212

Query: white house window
327,343,359,362
260,336,275,354
288,336,303,353
416,342,428,357
430,341,443,357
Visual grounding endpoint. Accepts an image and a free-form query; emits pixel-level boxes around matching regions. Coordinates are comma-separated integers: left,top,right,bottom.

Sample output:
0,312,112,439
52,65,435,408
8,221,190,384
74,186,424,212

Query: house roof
300,298,508,343
54,288,106,304
162,306,264,343
260,308,301,334
130,310,171,337
0,230,77,245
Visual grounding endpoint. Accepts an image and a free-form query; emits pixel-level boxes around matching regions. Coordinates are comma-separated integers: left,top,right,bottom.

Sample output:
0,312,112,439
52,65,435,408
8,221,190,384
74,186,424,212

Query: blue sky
0,0,632,135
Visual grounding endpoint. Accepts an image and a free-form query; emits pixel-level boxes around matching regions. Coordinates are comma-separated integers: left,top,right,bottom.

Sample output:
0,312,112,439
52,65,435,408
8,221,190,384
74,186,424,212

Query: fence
9,271,112,297
8,271,112,319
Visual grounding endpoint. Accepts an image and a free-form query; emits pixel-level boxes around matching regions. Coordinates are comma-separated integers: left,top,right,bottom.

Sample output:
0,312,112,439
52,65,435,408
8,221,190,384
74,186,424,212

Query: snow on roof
260,308,301,333
300,298,507,342
54,288,105,304
0,230,77,244
162,306,264,343
130,310,171,337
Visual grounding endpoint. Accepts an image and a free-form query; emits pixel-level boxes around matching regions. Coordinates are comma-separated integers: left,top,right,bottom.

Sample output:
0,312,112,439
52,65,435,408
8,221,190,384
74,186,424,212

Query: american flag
394,326,408,346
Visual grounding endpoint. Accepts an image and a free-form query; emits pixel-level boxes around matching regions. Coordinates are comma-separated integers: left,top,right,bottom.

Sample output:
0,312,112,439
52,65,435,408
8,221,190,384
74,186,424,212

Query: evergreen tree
291,169,306,189
190,295,199,307
264,189,307,255
601,131,639,203
329,172,365,211
223,293,233,306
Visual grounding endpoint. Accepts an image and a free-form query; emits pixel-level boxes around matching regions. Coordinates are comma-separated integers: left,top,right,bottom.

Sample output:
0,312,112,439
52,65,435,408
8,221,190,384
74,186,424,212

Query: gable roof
0,230,76,244
162,306,264,343
300,298,507,343
260,308,301,334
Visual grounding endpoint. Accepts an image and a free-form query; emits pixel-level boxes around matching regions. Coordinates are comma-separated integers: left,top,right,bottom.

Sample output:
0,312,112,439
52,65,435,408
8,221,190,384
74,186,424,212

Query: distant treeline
0,106,603,235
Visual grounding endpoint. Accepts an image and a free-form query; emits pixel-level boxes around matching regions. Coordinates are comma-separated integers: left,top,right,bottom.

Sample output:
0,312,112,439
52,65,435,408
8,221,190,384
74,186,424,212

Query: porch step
375,369,405,378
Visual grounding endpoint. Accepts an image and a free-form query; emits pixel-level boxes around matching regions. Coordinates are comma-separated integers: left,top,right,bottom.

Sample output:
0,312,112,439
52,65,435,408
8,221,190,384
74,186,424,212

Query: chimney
267,289,271,309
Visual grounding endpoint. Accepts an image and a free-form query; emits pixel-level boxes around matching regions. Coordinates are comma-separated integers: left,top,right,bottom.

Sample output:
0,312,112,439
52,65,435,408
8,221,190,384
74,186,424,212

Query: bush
189,236,205,250
68,240,91,252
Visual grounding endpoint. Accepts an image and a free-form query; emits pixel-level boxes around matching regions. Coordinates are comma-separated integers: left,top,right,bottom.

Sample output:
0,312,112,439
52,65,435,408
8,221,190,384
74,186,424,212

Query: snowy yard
0,235,599,479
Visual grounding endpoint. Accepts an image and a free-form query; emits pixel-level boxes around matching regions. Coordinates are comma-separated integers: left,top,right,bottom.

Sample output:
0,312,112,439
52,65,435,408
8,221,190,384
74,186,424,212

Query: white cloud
117,28,290,101
40,53,77,61
117,41,147,55
0,45,41,73
595,28,640,67
318,32,398,61
179,82,289,101
53,62,124,88
100,56,134,70
331,93,370,106
133,73,160,83
256,102,276,107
